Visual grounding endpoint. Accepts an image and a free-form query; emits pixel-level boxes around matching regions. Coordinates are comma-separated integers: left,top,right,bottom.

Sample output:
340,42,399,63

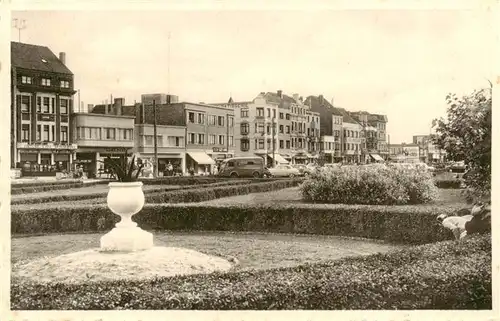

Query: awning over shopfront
307,153,319,159
370,154,385,162
268,153,289,164
187,152,215,165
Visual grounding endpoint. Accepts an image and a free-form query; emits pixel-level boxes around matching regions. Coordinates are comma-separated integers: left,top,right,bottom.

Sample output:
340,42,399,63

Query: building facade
72,111,135,178
389,143,420,163
214,91,320,166
349,111,389,162
413,135,447,163
342,116,362,163
11,42,77,176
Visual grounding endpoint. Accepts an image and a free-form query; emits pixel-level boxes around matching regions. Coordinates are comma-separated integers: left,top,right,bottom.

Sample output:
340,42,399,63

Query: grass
199,186,468,207
11,231,404,272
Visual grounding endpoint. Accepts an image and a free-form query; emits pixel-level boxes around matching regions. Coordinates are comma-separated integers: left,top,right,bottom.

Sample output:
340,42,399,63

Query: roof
263,92,297,109
11,42,73,75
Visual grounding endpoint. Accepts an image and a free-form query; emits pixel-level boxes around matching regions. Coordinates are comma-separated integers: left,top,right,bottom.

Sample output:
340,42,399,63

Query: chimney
260,92,265,95
299,96,303,102
277,90,282,98
319,95,324,105
293,93,299,102
59,52,66,65
87,104,94,113
114,98,124,115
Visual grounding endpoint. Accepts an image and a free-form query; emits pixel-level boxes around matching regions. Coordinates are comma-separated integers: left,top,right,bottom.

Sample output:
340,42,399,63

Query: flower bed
10,235,491,310
302,165,439,205
12,199,466,244
11,179,258,205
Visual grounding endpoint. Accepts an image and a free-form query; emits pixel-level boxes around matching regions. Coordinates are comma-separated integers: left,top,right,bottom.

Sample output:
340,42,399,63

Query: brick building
11,42,77,176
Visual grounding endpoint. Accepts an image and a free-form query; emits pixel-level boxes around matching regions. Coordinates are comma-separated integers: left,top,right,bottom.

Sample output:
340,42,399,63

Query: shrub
10,179,257,205
10,235,491,310
301,165,439,205
11,182,85,195
435,179,463,189
12,200,463,244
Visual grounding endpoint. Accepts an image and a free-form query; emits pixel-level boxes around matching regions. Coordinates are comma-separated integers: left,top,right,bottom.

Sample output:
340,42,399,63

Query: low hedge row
435,179,463,189
11,235,491,310
10,179,256,205
139,176,275,186
11,182,86,195
12,198,465,244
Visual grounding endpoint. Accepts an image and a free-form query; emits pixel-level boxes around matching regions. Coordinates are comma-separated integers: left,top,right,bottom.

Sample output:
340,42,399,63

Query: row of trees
432,84,492,201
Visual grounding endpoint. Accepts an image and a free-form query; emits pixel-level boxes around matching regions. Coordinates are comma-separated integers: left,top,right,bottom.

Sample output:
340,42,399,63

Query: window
217,116,225,126
279,125,284,133
241,109,249,118
61,126,68,142
229,136,234,146
218,135,225,145
209,134,216,145
257,123,264,133
241,139,250,151
279,140,284,148
43,125,49,141
258,139,264,149
266,125,270,135
21,124,30,142
228,116,234,127
20,95,30,112
90,127,101,140
188,112,195,123
256,108,264,117
198,134,205,145
51,98,55,113
240,123,249,135
36,125,41,141
60,99,68,114
105,128,116,140
286,113,290,120
43,97,50,113
197,113,205,124
145,135,153,146
267,108,271,117
156,135,163,147
286,125,290,134
209,115,217,125
36,97,41,112
273,109,276,118
187,133,195,144
21,76,32,84
60,80,70,88
122,129,133,140
41,78,51,86
285,140,290,149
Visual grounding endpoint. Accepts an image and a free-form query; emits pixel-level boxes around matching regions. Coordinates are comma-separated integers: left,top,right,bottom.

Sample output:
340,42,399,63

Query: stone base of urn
100,222,154,252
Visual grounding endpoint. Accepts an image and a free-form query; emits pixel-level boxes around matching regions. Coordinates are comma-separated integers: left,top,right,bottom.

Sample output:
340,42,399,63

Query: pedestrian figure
167,162,173,176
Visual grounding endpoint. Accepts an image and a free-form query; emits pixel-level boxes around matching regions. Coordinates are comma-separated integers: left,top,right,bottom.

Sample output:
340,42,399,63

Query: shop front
75,147,131,179
186,151,216,175
16,143,77,177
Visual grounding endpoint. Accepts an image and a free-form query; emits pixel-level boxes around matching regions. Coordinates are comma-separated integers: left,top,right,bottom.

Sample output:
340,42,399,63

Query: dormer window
60,80,70,88
41,78,51,86
21,76,32,84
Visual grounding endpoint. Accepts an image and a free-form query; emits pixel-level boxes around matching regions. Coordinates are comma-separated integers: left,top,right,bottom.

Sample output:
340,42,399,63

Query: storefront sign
213,147,228,153
17,142,77,150
75,159,93,163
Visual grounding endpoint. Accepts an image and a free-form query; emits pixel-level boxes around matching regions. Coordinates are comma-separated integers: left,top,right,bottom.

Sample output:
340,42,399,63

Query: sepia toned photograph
3,2,496,317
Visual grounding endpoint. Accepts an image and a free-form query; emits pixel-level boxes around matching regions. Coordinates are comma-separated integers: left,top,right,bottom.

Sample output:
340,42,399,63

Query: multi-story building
141,93,179,106
413,135,447,163
72,102,135,178
342,114,363,163
214,90,320,166
389,143,420,163
349,111,389,162
11,42,77,177
136,100,235,175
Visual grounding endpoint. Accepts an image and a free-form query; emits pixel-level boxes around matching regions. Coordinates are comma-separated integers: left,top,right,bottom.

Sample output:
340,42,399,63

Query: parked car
267,164,301,178
218,157,267,178
292,164,315,176
449,161,466,173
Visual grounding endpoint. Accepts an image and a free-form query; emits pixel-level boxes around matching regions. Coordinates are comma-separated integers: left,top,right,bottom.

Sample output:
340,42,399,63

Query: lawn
11,231,403,272
200,186,468,207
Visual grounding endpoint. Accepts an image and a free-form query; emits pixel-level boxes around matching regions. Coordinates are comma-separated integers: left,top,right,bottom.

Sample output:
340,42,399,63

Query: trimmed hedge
10,235,491,310
10,179,257,205
138,176,276,186
12,197,464,244
435,180,463,189
11,182,85,195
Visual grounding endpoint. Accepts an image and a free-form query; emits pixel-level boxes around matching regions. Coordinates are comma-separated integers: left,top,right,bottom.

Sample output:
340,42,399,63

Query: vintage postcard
0,1,498,320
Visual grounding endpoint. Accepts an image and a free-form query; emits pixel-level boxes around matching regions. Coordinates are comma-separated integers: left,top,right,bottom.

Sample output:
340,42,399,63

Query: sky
10,8,495,144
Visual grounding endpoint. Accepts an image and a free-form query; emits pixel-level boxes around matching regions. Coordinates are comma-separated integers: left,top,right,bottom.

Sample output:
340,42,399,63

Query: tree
432,86,491,200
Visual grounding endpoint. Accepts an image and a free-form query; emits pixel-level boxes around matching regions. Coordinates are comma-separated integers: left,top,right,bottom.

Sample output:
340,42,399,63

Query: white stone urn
100,181,154,252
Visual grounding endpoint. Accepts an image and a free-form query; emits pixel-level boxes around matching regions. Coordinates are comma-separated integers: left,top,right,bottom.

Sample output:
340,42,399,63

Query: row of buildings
13,41,444,178
388,136,447,164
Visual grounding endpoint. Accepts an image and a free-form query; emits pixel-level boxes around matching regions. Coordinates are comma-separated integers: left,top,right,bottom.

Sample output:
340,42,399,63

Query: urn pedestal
100,182,153,252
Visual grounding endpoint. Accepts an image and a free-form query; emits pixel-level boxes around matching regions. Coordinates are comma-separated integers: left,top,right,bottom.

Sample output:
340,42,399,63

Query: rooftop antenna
12,19,27,43
167,31,171,95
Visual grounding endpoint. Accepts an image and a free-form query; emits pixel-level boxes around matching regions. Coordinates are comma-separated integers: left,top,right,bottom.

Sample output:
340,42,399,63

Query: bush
11,182,86,195
435,179,463,189
10,235,491,310
301,165,439,205
10,180,256,205
12,198,463,244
